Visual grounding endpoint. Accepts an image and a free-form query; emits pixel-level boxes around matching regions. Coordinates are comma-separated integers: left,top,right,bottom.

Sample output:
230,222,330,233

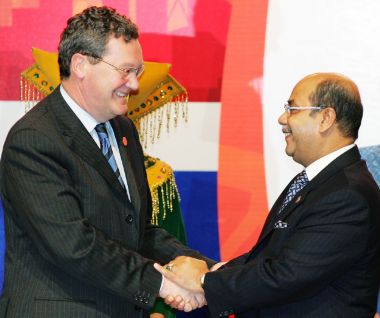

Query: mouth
282,127,292,138
114,88,131,107
114,90,129,98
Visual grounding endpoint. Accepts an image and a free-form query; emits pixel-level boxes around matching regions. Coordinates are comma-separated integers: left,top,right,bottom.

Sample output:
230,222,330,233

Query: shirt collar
60,85,99,133
305,144,355,181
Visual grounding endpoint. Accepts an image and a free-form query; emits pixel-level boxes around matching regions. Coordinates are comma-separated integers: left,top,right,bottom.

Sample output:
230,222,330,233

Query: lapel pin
122,137,128,146
295,196,301,203
274,220,288,229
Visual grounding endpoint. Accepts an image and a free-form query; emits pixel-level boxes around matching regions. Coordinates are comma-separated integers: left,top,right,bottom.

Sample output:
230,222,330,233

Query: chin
285,147,293,157
292,155,305,166
114,104,128,116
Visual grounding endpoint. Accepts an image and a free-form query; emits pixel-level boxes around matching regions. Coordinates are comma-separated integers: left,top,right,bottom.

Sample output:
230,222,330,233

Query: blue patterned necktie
95,123,125,188
278,170,308,214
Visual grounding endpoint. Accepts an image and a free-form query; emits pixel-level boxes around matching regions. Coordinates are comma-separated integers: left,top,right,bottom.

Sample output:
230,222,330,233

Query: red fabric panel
218,0,269,260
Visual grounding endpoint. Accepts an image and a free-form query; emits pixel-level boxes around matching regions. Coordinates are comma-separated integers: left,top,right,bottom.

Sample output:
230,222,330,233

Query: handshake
154,256,226,312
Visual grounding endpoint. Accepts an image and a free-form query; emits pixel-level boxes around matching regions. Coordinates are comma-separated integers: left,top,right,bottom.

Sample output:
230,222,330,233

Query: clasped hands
154,256,226,312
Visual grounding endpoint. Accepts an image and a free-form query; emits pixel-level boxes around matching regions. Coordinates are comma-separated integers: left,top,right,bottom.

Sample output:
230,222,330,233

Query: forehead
288,77,321,105
103,37,143,62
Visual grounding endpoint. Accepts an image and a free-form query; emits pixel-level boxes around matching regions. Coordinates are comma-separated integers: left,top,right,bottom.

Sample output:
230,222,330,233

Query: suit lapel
111,118,141,213
256,180,295,243
50,88,126,196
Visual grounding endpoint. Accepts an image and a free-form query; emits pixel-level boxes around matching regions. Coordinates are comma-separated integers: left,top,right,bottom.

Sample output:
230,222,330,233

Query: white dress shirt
305,144,355,181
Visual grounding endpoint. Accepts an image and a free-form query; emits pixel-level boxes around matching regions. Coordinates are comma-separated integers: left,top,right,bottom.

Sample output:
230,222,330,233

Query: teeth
115,91,126,97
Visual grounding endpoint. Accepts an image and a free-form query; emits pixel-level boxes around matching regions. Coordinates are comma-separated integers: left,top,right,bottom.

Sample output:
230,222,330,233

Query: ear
319,107,336,133
70,53,88,79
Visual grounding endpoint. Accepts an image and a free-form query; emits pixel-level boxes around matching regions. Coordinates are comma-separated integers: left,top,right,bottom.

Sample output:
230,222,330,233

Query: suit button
125,214,133,224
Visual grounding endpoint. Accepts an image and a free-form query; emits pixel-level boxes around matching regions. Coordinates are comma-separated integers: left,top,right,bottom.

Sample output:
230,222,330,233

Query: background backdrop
0,0,379,315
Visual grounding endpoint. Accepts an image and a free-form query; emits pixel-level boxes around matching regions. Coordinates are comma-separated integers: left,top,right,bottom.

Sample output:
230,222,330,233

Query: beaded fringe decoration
128,74,189,149
145,155,181,225
20,76,46,112
137,94,188,149
150,174,180,226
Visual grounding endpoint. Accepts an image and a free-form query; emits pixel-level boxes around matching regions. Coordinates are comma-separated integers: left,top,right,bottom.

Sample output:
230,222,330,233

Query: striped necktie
95,123,125,188
278,170,308,214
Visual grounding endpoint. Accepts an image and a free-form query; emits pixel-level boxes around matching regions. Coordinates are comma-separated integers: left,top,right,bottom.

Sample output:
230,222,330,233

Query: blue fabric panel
168,171,220,318
359,145,380,187
359,145,380,314
174,171,220,262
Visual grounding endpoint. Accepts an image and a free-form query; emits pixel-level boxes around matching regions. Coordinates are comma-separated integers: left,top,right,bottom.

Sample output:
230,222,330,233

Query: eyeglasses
91,55,145,78
283,103,326,114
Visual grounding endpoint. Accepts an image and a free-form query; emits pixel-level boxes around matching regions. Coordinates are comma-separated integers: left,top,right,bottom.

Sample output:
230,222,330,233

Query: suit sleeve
0,127,162,309
203,189,371,315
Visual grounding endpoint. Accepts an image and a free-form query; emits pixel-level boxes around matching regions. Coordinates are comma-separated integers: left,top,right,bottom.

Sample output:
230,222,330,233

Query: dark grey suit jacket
0,88,207,317
204,146,380,318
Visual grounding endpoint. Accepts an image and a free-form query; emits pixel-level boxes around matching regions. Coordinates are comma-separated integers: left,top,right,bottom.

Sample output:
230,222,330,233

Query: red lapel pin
122,136,128,146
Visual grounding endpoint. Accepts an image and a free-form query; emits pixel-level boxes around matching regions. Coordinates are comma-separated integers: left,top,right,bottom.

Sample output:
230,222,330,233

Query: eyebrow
120,62,143,68
287,99,295,106
122,63,141,67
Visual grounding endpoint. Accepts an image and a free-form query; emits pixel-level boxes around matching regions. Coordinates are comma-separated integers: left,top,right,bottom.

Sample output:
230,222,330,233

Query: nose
125,73,139,91
278,110,288,125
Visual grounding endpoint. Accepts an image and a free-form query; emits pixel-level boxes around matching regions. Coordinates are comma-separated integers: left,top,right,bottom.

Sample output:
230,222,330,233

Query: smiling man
0,6,210,317
157,72,380,318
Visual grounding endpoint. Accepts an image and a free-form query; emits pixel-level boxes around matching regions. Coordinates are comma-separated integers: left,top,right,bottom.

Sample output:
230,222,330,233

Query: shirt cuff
159,274,164,291
200,273,206,287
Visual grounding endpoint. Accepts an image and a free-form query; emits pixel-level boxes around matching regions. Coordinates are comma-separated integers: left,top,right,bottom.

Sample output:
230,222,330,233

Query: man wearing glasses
157,73,380,318
0,6,211,317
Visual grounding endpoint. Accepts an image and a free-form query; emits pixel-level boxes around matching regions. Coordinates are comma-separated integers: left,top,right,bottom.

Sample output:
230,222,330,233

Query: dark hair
58,6,139,79
309,79,363,139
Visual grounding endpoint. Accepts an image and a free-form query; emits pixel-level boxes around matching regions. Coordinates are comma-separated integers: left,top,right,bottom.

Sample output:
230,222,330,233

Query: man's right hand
159,275,206,312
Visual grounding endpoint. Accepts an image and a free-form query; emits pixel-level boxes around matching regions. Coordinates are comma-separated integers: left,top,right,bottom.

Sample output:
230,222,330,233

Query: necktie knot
95,123,110,156
278,170,309,213
292,170,309,190
95,123,107,135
